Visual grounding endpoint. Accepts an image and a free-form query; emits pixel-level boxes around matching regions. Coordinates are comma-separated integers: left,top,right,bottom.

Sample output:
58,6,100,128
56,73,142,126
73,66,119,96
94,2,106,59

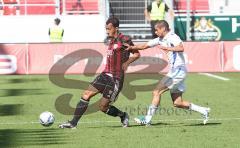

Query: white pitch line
0,118,240,125
198,73,230,81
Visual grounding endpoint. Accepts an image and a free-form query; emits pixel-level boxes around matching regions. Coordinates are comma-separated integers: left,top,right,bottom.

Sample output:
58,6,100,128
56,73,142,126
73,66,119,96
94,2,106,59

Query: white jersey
147,31,186,70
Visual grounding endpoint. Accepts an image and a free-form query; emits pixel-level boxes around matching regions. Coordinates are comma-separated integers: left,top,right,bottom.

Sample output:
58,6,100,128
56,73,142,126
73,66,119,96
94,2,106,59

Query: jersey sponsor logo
0,55,17,74
113,44,118,49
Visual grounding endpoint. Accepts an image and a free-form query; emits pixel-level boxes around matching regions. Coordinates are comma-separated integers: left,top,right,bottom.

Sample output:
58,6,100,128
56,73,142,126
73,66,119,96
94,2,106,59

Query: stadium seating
64,0,99,14
2,0,19,15
19,0,55,15
1,0,99,15
2,0,18,4
174,0,209,13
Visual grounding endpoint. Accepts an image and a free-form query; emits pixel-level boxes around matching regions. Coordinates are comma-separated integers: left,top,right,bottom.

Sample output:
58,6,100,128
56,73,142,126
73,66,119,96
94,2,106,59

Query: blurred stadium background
0,0,239,42
0,0,240,148
0,0,239,73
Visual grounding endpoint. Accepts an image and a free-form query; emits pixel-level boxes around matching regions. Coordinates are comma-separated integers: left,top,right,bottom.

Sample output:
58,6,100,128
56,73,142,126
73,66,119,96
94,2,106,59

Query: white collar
162,31,173,40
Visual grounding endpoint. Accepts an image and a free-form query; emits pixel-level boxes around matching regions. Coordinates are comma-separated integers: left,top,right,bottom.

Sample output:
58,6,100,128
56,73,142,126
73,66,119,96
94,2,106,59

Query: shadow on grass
0,104,24,116
0,128,69,147
0,89,49,97
88,122,171,128
84,121,221,129
184,122,222,126
0,78,46,84
128,122,171,128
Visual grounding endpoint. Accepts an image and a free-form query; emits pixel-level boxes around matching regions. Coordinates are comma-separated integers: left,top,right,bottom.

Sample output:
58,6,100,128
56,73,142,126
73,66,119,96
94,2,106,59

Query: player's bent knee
99,103,109,112
82,91,92,100
152,90,164,97
152,90,160,97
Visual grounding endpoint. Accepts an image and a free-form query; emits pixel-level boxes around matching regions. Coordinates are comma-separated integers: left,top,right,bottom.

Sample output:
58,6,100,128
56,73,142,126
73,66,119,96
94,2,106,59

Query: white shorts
160,67,187,93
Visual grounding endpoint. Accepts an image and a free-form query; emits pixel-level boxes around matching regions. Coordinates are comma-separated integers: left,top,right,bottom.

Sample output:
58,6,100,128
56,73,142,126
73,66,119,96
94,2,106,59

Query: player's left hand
123,43,131,50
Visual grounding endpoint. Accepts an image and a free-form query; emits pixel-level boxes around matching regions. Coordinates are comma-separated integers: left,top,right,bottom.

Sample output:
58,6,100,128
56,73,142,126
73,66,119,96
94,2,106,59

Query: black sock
70,98,89,126
105,105,124,117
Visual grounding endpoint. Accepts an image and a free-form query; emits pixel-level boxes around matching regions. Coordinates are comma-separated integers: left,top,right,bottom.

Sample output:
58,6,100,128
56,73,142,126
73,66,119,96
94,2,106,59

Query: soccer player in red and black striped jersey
59,17,140,128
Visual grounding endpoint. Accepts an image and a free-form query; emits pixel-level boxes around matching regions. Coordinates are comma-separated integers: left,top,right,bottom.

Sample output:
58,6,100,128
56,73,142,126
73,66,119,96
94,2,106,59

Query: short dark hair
54,18,61,25
155,20,170,31
106,17,119,28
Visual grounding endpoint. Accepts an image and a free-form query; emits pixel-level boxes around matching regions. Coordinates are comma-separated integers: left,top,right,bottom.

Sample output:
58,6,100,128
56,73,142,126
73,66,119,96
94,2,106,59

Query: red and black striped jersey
103,33,134,78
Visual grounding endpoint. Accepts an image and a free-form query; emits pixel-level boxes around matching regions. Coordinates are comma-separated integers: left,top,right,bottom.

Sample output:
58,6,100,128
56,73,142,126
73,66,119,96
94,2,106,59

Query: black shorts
90,73,123,102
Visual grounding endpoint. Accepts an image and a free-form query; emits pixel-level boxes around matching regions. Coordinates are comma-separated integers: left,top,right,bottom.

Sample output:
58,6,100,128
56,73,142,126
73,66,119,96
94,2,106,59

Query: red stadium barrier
0,41,239,74
183,42,222,72
0,44,26,74
223,41,240,72
27,43,106,74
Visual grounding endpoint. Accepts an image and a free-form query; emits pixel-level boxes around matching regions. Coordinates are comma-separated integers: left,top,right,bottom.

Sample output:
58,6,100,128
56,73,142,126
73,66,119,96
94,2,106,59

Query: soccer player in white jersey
126,20,210,125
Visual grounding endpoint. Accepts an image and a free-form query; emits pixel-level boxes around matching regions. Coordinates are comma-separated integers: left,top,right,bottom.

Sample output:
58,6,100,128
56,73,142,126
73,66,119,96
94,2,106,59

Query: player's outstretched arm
125,43,150,51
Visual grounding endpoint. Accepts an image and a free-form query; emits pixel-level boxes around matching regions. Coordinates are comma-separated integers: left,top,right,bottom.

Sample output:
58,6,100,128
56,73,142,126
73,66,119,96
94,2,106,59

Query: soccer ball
39,111,55,127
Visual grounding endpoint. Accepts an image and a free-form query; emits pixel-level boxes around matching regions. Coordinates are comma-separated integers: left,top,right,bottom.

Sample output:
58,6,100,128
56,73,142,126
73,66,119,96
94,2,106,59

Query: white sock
189,103,207,115
145,104,158,123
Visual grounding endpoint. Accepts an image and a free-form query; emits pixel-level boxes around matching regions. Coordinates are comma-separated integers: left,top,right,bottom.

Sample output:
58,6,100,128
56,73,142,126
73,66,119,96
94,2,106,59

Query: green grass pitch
0,73,240,148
